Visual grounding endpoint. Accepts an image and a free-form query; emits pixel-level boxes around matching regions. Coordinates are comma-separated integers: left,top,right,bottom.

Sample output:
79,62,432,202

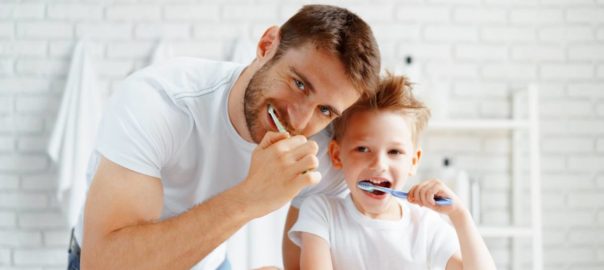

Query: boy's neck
351,195,403,220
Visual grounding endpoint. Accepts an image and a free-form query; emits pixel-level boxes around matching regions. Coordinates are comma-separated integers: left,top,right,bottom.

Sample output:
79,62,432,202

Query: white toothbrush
268,104,287,133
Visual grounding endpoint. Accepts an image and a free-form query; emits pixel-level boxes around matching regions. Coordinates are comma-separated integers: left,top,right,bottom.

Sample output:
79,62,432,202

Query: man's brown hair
275,4,381,97
332,74,431,146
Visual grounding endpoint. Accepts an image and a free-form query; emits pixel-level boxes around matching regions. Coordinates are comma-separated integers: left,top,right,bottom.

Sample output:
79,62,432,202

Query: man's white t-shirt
73,57,347,270
289,194,460,270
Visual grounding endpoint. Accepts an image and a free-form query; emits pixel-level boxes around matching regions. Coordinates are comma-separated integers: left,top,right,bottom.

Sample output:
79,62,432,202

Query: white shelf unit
426,85,542,270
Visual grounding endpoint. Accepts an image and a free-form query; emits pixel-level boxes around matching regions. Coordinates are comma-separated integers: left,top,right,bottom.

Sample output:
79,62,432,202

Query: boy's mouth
358,179,392,196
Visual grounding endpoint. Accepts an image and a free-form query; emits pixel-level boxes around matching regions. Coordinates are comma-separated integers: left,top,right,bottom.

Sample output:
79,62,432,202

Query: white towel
47,40,103,227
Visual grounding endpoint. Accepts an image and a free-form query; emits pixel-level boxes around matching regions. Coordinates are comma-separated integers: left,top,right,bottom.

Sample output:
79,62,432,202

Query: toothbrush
269,104,314,174
357,182,453,206
268,104,287,133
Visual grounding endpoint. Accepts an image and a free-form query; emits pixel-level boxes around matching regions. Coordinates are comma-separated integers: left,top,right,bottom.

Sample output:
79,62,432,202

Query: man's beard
243,64,271,144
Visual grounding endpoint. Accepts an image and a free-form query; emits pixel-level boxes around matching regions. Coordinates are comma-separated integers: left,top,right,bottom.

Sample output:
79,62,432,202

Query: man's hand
237,131,322,218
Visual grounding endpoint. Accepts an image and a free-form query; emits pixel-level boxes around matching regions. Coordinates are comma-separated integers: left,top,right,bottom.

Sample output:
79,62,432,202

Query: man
70,5,380,269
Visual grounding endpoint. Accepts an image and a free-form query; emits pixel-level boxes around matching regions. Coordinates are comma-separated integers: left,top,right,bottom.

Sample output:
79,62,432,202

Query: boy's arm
445,209,495,270
408,179,496,270
300,232,333,270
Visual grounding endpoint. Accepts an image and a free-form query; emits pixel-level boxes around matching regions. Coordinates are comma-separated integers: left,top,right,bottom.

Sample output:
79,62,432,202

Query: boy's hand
407,179,466,217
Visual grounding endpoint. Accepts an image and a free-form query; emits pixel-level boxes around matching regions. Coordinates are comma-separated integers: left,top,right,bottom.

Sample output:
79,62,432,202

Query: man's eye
294,79,305,90
356,146,369,153
319,106,332,117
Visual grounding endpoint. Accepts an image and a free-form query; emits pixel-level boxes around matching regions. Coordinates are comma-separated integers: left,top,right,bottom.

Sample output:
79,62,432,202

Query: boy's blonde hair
332,74,431,146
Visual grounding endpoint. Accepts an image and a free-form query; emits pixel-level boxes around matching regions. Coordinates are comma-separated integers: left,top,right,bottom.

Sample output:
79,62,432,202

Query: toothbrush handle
433,197,453,206
391,190,453,206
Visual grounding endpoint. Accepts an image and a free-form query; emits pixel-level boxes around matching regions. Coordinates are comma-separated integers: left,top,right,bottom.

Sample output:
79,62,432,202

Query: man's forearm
82,185,256,270
283,206,301,270
449,209,497,270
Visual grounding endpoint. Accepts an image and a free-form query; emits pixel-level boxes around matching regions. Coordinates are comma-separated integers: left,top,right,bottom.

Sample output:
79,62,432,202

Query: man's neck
227,65,254,143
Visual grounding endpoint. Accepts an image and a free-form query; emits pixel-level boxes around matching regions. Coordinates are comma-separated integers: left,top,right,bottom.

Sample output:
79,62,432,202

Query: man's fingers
269,134,307,153
287,140,319,162
298,155,319,173
293,170,322,189
259,131,290,149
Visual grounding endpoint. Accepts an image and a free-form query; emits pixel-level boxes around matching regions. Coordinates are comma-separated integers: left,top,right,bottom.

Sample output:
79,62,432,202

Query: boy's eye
319,105,332,117
294,79,305,90
355,146,369,153
388,149,404,155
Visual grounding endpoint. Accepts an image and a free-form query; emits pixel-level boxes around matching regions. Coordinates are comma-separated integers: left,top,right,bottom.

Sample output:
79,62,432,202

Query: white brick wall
0,0,602,269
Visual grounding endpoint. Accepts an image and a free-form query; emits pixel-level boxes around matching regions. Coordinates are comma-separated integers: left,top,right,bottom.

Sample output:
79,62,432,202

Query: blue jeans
67,248,80,270
69,255,229,270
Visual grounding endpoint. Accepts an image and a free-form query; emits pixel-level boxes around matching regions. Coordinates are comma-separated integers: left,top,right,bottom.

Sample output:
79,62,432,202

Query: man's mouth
358,179,392,196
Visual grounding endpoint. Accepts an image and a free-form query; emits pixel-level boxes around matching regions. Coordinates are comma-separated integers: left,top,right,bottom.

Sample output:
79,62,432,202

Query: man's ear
409,147,422,176
328,140,343,169
255,26,280,65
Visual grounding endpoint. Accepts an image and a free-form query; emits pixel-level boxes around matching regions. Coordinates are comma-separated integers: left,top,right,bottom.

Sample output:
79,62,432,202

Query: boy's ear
328,140,343,169
255,26,280,65
409,147,422,176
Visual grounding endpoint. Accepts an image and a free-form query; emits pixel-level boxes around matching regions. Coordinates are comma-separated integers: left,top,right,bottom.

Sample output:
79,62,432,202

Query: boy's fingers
418,184,430,207
425,182,439,206
408,185,419,203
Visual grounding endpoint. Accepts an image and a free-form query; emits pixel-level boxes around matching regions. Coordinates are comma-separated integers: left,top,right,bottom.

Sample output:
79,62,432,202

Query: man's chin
249,127,266,144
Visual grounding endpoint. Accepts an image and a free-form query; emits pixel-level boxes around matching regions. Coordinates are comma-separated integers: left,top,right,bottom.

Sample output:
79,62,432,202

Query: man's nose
287,103,314,132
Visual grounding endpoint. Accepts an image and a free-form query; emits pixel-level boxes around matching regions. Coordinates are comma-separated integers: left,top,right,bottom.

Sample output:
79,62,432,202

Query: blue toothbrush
357,182,453,206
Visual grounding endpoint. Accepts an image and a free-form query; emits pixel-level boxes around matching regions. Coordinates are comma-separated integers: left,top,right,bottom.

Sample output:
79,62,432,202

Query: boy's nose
368,153,388,171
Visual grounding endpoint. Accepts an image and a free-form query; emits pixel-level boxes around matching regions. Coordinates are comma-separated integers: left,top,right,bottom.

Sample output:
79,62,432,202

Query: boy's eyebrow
290,66,342,117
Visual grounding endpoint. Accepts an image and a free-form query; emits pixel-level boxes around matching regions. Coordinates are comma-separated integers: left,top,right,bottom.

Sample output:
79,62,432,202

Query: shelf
478,226,533,238
428,119,531,130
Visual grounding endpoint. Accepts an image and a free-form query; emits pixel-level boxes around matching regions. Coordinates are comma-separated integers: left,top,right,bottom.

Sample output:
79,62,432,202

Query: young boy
288,75,496,270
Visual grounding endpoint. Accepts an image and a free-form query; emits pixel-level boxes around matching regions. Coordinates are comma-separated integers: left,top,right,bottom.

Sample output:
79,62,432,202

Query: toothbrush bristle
357,181,375,191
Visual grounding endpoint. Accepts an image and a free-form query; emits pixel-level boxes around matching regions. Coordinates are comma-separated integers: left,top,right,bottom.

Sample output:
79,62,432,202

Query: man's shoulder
309,126,333,145
127,57,245,99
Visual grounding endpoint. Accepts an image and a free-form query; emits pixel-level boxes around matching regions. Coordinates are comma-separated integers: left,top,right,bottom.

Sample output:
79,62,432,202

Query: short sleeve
291,131,347,208
427,213,460,269
288,195,332,247
96,77,189,178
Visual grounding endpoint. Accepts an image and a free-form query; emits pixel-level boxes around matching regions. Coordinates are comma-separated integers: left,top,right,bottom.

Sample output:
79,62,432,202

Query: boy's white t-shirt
289,194,460,270
73,57,347,270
